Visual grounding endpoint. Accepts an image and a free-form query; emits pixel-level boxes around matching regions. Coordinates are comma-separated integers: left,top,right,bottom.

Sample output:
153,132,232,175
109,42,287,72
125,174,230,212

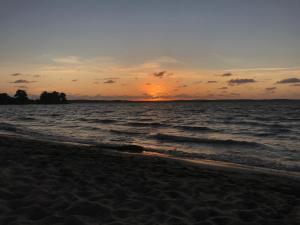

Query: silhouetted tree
59,93,67,103
0,93,15,104
14,90,29,103
39,91,68,104
0,89,68,105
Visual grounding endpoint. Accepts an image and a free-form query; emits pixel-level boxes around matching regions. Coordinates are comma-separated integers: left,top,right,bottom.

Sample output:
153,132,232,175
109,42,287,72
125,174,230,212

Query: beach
0,135,299,225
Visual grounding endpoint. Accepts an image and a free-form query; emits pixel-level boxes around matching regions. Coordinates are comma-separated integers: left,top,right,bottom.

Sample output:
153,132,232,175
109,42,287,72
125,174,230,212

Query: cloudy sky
1,0,300,100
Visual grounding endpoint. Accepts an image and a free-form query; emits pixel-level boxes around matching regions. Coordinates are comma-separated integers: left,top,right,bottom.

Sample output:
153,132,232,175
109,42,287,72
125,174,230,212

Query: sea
0,100,299,173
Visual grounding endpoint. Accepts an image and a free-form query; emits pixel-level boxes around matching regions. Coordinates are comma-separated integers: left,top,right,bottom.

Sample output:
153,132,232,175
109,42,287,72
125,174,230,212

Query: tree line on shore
0,90,68,105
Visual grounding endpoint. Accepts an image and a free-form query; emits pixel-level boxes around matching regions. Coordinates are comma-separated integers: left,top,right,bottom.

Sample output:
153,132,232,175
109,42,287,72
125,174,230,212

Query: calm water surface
0,101,299,172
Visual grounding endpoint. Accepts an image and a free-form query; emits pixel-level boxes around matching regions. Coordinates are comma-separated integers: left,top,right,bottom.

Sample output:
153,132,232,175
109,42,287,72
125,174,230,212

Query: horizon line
69,98,300,102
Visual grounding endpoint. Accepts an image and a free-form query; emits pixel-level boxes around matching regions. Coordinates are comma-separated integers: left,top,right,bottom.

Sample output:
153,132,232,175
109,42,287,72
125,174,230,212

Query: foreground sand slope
0,136,299,225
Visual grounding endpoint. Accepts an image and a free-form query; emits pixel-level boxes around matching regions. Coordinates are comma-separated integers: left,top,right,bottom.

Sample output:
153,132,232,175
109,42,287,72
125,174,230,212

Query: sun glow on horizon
143,83,168,99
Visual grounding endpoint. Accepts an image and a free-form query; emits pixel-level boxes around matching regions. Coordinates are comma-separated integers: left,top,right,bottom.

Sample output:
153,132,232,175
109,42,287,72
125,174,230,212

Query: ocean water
0,101,299,173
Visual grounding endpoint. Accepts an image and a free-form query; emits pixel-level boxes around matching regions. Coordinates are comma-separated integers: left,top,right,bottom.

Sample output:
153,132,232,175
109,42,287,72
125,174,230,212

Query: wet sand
0,135,299,225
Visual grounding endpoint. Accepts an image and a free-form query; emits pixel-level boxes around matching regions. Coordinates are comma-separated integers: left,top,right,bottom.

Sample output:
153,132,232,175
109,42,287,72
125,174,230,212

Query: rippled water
0,101,299,172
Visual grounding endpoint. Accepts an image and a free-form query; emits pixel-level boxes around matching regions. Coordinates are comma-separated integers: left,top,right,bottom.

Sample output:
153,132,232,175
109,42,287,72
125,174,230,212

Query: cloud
103,77,119,80
221,72,232,77
219,87,228,90
101,77,119,84
228,79,256,85
103,79,116,84
265,87,276,91
10,73,41,78
177,84,188,88
94,77,119,81
276,78,300,84
10,79,36,84
207,81,217,83
153,71,167,78
93,77,119,84
11,73,22,76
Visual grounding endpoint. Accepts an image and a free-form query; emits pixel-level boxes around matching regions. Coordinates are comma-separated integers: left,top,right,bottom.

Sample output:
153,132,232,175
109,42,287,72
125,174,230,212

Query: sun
142,84,168,101
148,84,165,97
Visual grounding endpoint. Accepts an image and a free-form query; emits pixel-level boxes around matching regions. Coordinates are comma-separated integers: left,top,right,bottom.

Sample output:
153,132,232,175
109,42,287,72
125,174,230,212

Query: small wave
229,120,289,130
267,128,291,134
252,116,274,121
79,118,117,124
17,117,36,121
223,120,265,126
40,113,61,117
102,110,114,113
96,119,117,124
50,113,61,117
126,122,168,128
137,118,153,122
188,109,206,113
0,122,18,132
175,125,215,132
253,132,274,137
110,129,147,135
152,133,264,148
83,126,102,131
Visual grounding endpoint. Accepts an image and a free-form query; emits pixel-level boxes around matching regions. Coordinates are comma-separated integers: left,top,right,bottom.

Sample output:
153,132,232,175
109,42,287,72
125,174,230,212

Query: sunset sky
1,0,300,100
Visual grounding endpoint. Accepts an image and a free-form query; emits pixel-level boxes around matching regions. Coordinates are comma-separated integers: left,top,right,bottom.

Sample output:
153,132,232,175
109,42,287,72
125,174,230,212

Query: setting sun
144,84,167,99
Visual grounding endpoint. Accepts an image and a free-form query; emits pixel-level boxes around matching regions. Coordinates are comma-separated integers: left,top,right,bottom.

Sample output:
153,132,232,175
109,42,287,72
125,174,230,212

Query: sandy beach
0,135,299,225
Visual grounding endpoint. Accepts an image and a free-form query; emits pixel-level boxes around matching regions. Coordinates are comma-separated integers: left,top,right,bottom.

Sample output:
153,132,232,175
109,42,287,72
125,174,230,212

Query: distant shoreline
69,99,300,103
1,98,299,105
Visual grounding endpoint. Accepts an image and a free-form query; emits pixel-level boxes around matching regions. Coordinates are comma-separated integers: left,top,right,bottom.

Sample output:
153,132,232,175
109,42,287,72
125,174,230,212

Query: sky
0,0,300,100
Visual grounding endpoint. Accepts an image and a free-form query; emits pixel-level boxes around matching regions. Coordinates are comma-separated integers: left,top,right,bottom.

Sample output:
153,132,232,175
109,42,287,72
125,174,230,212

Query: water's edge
1,133,299,180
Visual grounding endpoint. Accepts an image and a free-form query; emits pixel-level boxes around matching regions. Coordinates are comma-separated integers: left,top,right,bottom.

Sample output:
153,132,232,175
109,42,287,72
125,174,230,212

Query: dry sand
0,135,299,225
